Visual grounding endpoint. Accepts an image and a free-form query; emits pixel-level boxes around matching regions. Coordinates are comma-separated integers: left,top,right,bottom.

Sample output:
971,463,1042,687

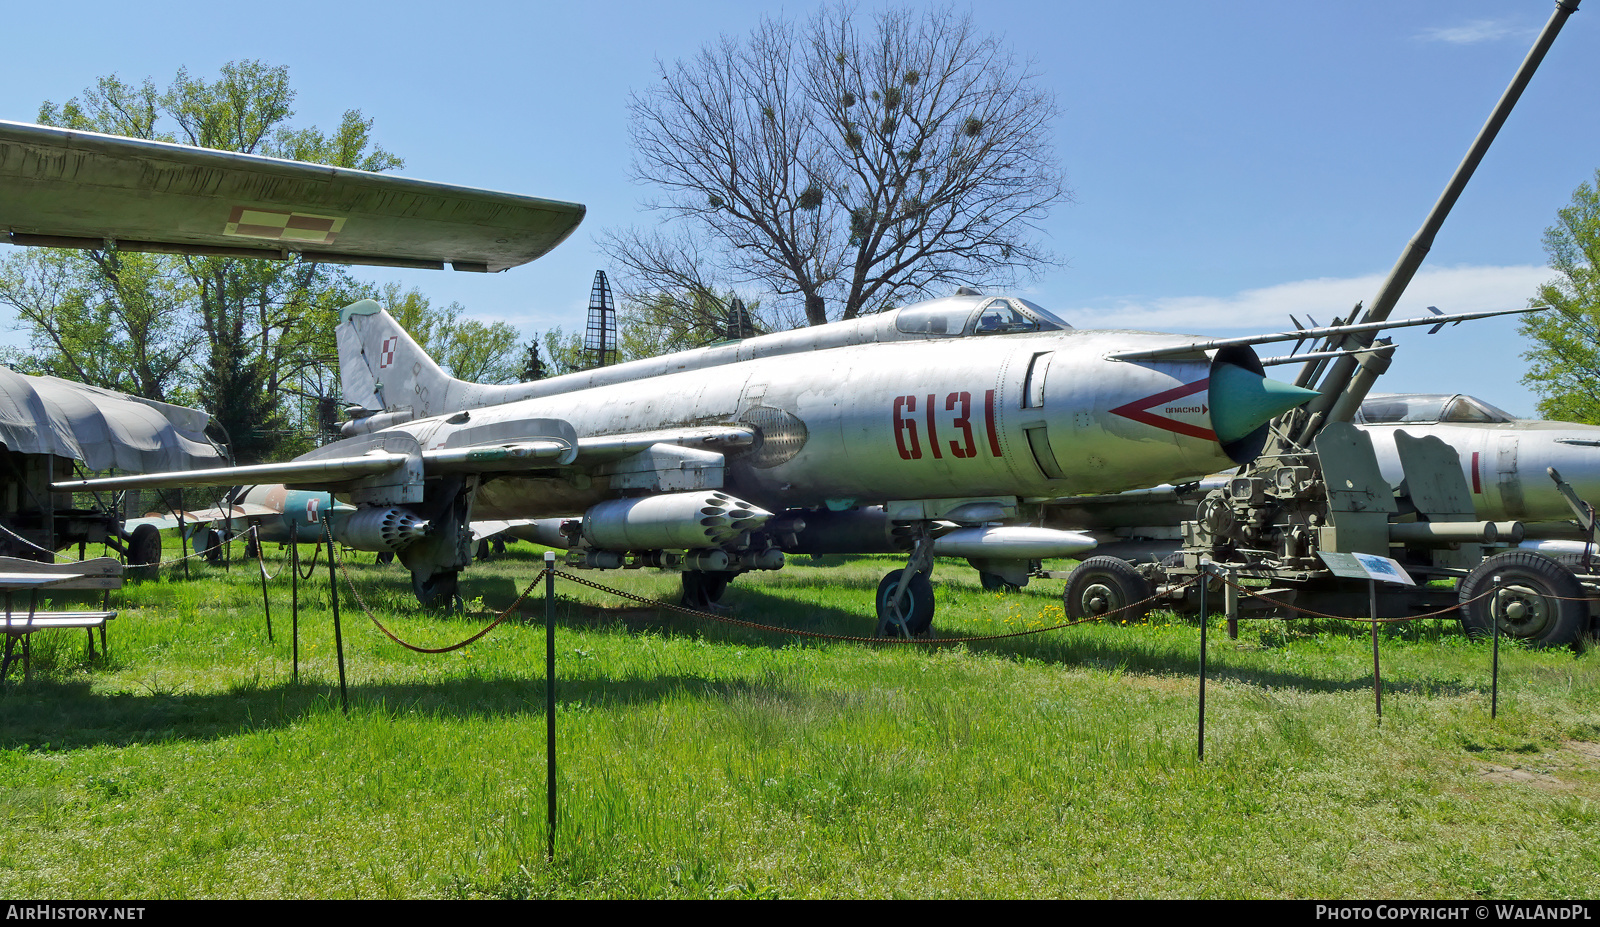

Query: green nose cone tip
1210,363,1320,445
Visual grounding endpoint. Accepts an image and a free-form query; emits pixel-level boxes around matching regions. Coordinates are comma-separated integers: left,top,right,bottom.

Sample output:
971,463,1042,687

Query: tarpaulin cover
0,368,222,472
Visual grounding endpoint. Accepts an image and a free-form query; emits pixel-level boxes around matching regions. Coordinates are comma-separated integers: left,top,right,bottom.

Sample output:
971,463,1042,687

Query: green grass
1,538,1597,898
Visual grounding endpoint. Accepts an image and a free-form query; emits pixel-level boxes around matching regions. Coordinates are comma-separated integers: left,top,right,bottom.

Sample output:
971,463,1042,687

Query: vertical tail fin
337,299,461,417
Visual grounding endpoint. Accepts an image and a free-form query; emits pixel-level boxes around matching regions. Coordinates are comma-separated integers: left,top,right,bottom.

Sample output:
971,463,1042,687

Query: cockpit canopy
894,296,1071,337
1355,393,1517,425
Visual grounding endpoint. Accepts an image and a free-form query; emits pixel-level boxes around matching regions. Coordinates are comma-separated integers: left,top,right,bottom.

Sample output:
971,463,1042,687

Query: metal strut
883,523,936,637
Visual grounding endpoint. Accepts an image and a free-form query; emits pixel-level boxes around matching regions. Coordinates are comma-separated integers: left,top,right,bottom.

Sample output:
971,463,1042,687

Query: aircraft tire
244,533,260,561
875,569,935,637
1457,550,1588,648
979,571,1021,593
200,528,224,565
128,524,162,579
1063,557,1152,622
681,570,732,610
413,569,462,610
375,551,395,566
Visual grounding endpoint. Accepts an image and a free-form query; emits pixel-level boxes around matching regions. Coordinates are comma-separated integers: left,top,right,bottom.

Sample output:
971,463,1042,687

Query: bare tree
604,4,1065,328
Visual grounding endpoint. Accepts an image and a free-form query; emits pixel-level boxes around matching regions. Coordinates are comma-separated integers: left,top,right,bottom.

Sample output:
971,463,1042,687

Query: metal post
176,490,190,581
258,527,273,644
1225,564,1239,640
1492,574,1502,719
1198,561,1209,762
290,521,300,685
545,550,557,861
326,521,347,714
1370,578,1382,725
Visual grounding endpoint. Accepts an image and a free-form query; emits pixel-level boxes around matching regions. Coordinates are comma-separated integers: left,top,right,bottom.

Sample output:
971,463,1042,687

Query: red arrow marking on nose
1108,378,1217,441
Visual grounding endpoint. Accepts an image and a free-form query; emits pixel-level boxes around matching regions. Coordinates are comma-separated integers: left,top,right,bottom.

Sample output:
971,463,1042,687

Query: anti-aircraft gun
1064,0,1595,646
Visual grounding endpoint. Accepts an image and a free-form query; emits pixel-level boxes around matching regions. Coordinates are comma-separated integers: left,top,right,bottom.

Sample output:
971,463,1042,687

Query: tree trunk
805,293,827,327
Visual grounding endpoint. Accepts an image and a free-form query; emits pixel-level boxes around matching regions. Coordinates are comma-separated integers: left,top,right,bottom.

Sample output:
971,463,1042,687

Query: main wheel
681,570,733,610
1064,556,1152,622
244,533,260,561
412,569,462,610
1457,550,1588,647
375,550,395,566
979,571,1021,593
199,528,224,565
875,569,935,637
127,524,162,579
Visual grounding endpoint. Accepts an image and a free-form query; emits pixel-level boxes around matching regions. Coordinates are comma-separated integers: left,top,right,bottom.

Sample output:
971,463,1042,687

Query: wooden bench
0,557,124,684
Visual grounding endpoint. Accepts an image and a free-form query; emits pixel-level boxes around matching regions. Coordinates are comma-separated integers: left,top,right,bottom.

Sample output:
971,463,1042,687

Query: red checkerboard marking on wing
225,206,346,244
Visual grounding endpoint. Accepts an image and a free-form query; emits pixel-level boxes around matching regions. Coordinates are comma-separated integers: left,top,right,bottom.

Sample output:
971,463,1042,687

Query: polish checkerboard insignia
379,337,398,369
224,206,346,244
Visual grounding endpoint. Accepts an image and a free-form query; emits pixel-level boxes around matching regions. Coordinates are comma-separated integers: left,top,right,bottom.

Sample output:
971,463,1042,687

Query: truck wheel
1064,556,1152,622
1457,550,1588,647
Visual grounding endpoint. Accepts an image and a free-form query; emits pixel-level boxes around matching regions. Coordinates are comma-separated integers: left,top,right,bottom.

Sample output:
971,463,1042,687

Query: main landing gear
681,570,735,610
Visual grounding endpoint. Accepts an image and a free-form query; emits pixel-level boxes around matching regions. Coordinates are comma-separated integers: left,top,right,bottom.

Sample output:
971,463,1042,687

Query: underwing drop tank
932,525,1097,560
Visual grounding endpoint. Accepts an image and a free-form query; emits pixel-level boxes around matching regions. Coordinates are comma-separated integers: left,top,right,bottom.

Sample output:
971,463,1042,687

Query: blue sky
2,0,1596,416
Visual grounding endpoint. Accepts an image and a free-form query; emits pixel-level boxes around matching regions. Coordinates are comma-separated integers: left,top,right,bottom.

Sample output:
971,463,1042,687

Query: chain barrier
247,525,288,581
326,530,543,654
0,521,69,561
318,536,1208,649
0,515,241,568
1207,570,1501,623
295,541,323,579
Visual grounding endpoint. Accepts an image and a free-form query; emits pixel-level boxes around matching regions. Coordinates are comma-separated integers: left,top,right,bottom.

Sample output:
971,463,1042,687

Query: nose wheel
875,526,937,637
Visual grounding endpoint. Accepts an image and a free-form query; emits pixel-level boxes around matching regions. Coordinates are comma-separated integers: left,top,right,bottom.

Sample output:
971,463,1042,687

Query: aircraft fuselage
372,329,1265,519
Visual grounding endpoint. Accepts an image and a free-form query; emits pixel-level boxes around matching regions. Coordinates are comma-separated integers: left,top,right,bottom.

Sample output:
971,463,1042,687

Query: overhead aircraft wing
0,120,584,272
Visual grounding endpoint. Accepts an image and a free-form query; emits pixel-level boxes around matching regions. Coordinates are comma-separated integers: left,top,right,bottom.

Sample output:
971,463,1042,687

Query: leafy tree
0,249,198,402
541,327,587,376
618,290,766,359
1521,169,1600,423
1,61,403,462
603,4,1064,327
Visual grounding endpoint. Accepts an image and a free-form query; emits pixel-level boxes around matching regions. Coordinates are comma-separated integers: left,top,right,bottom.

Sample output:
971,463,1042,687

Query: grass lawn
1,540,1597,899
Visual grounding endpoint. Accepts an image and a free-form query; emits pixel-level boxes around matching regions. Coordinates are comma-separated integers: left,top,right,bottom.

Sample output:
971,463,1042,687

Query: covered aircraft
0,366,224,562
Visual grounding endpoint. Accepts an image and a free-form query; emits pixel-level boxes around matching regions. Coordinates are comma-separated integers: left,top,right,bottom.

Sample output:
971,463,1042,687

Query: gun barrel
1294,0,1580,443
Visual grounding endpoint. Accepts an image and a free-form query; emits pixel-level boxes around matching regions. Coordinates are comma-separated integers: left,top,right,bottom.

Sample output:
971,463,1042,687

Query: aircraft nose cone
1209,362,1320,445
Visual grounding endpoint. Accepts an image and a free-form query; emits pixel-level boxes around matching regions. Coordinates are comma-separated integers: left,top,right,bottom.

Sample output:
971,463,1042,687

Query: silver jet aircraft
4,118,1530,634
58,291,1534,635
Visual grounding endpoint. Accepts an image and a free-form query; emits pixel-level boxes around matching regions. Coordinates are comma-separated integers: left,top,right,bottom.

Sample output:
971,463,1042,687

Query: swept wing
0,120,584,272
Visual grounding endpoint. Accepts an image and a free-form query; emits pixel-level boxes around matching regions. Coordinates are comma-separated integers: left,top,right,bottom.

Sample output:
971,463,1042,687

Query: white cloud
1417,19,1527,45
1064,264,1552,334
